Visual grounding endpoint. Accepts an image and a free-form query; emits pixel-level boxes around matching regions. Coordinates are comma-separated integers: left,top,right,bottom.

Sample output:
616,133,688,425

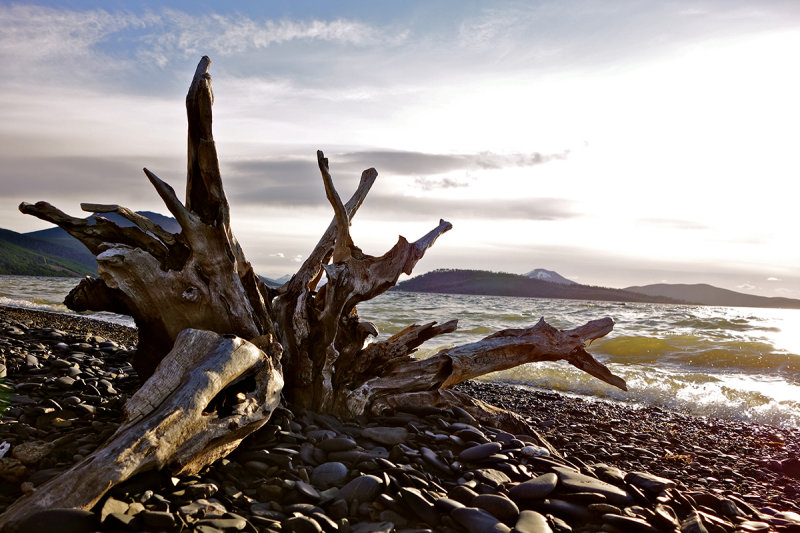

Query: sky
1,1,799,298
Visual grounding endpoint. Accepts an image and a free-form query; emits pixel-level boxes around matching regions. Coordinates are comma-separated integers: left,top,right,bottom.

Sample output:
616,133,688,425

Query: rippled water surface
2,275,799,427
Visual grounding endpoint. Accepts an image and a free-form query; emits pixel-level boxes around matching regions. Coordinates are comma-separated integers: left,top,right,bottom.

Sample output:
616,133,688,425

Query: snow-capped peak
524,268,577,285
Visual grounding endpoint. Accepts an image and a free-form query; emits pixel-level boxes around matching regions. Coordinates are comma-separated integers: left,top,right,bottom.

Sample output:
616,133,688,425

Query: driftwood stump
0,56,625,529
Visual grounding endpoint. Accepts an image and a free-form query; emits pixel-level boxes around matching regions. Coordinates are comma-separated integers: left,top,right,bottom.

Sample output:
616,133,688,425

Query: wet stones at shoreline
455,380,800,514
12,400,796,533
1,310,139,514
2,306,800,533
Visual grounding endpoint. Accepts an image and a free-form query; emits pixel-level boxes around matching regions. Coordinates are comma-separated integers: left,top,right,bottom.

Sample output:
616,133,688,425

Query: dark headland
395,269,800,309
1,305,799,532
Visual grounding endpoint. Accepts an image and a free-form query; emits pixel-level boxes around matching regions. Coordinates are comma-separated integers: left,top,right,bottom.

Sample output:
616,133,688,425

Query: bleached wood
340,316,623,417
0,330,283,529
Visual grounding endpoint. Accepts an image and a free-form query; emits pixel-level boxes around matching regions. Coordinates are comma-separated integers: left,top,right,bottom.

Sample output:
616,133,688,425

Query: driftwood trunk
0,56,625,529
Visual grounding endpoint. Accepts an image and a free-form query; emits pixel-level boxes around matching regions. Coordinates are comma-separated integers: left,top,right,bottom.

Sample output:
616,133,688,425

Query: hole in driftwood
203,372,258,417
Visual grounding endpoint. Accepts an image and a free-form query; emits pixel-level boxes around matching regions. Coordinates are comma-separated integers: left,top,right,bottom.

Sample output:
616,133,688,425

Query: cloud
767,277,781,281
0,149,186,195
225,158,326,207
337,151,468,176
138,9,391,66
335,149,570,177
364,196,576,221
0,4,396,86
639,218,709,231
414,177,471,191
0,5,137,62
0,5,152,86
1,154,162,197
223,149,572,210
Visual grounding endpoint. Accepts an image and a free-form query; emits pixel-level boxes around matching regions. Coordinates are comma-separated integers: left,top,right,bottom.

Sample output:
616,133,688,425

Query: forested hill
394,269,682,304
0,211,179,277
625,283,800,309
0,228,94,277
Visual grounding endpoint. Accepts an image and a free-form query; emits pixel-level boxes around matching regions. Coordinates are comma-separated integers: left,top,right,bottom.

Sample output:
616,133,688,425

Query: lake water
2,274,799,428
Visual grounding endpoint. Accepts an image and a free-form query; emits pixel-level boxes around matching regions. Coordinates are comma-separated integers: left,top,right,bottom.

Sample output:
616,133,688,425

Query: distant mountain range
0,211,180,277
261,274,292,288
624,283,800,309
4,221,799,311
396,269,800,309
395,269,681,304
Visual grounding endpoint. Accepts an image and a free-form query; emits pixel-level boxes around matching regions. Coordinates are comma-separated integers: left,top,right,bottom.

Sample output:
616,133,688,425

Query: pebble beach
1,305,799,533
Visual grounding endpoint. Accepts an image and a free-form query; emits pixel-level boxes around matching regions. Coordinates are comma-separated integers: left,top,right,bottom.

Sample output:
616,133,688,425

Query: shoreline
2,304,799,530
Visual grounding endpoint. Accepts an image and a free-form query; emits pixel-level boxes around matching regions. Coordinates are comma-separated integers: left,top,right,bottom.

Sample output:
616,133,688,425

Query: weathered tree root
2,56,624,529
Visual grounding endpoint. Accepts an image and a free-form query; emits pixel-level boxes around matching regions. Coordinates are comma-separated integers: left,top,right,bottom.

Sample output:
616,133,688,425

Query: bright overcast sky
1,1,799,298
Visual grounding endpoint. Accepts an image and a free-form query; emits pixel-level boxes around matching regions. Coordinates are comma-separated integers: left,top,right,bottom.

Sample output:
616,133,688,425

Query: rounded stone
472,493,520,525
103,513,137,529
519,445,550,458
294,480,321,501
514,510,552,533
350,522,394,533
196,517,249,531
737,521,772,533
99,496,129,522
361,426,409,446
435,497,466,513
781,458,800,477
624,471,676,493
54,376,76,389
337,474,383,502
399,487,439,527
536,499,591,522
451,507,511,533
13,508,97,533
449,485,479,505
310,461,348,489
459,442,502,462
473,468,512,488
509,473,558,501
317,437,357,452
602,513,660,533
16,440,62,468
552,466,632,505
140,510,177,529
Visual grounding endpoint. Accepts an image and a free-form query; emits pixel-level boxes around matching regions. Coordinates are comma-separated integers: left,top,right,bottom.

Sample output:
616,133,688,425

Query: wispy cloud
639,218,709,231
0,4,143,83
414,177,472,191
138,9,392,66
0,5,137,60
364,196,576,221
336,149,570,176
223,148,571,207
0,4,395,79
221,152,576,221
